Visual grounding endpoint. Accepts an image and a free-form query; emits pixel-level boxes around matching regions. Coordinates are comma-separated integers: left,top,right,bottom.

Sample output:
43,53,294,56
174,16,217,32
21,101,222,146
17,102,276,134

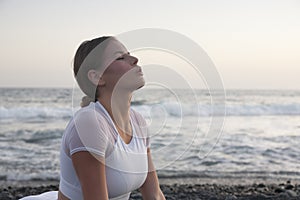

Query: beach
1,88,300,199
1,178,300,200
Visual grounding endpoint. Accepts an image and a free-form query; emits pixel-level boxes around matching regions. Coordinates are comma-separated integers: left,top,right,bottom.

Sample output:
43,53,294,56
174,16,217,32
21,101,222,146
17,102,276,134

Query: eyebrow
114,51,130,55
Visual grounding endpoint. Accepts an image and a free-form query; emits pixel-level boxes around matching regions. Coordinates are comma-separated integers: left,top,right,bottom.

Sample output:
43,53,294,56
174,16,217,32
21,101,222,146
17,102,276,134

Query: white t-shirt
59,101,150,200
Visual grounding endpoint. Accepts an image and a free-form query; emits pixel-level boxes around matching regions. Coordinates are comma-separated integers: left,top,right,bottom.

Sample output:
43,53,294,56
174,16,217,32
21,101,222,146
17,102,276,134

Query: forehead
84,37,128,74
103,38,128,57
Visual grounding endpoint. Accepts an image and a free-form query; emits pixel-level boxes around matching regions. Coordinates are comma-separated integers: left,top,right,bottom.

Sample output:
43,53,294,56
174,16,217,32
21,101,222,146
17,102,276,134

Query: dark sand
1,179,300,200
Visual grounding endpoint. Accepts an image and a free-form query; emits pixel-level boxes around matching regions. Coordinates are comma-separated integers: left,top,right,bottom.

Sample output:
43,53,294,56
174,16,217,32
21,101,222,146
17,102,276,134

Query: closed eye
116,56,124,60
116,52,130,61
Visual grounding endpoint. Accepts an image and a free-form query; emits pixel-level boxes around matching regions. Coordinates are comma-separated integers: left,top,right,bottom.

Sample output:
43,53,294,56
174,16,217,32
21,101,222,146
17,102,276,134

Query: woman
21,36,165,200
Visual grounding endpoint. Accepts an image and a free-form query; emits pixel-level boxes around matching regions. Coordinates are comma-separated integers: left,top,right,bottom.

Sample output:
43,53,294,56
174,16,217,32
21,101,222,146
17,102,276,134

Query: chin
135,77,145,90
136,82,145,90
126,78,145,92
115,76,145,92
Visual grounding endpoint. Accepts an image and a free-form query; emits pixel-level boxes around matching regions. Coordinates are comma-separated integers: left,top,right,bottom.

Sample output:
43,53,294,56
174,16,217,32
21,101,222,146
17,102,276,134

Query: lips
136,66,143,75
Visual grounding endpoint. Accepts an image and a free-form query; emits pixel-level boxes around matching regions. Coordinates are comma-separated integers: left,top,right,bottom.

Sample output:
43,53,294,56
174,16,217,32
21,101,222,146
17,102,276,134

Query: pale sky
1,0,299,89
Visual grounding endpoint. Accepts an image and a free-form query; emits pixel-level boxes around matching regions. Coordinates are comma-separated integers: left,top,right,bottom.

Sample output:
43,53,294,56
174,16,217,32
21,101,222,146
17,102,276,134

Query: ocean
0,88,300,183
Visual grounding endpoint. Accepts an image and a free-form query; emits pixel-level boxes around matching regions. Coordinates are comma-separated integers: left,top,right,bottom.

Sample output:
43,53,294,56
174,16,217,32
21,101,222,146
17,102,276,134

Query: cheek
105,62,130,75
102,62,132,86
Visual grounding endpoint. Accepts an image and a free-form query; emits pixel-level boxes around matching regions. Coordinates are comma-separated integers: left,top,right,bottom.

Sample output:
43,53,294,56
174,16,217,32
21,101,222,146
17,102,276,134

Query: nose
130,55,138,66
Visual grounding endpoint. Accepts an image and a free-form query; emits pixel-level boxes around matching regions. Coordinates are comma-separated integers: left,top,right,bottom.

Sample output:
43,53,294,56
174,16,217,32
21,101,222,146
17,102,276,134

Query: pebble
274,187,285,193
225,195,237,200
1,182,300,200
257,183,266,188
285,184,294,190
278,192,290,199
286,190,298,197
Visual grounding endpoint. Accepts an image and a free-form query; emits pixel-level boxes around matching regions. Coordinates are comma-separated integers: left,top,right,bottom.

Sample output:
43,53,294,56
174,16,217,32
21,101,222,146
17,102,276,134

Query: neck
97,90,132,133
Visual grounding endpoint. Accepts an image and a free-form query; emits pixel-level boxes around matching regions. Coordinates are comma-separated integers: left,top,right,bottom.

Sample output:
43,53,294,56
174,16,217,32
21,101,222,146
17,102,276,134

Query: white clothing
20,101,149,200
20,191,58,200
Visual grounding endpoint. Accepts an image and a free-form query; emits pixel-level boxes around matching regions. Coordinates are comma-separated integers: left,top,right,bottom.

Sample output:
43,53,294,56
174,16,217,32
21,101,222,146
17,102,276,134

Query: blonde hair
80,96,95,107
73,36,111,106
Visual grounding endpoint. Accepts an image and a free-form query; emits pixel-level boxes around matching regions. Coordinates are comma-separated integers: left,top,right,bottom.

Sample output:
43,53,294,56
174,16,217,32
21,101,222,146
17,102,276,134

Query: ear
87,69,105,86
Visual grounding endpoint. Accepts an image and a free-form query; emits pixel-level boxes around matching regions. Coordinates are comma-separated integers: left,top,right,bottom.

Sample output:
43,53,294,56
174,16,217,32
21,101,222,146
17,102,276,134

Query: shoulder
66,103,111,137
73,103,106,123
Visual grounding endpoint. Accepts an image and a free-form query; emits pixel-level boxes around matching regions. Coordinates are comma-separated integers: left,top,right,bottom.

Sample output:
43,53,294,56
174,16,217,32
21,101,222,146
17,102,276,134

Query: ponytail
80,96,95,107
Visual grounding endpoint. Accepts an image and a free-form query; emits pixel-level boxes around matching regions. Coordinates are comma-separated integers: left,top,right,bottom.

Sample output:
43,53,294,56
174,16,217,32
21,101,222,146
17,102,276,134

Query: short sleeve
146,134,150,148
67,109,109,157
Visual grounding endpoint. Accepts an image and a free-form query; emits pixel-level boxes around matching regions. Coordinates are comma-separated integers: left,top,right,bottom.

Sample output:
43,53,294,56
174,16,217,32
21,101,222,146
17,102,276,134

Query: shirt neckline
95,101,135,146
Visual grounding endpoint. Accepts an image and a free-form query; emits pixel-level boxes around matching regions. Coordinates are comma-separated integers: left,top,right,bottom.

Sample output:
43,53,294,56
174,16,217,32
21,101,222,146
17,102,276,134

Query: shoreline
1,178,299,200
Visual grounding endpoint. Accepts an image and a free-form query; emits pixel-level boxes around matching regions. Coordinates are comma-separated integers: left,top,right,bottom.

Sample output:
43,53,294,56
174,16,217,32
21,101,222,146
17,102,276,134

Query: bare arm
140,148,166,200
72,151,109,200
